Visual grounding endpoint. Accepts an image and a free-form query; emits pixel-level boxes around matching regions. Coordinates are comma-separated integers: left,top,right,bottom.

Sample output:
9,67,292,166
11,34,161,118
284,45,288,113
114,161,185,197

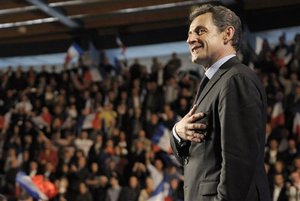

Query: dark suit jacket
170,57,271,201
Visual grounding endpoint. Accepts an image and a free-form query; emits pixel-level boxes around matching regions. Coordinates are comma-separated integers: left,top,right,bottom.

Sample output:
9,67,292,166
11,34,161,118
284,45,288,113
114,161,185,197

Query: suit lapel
193,75,208,105
196,57,241,106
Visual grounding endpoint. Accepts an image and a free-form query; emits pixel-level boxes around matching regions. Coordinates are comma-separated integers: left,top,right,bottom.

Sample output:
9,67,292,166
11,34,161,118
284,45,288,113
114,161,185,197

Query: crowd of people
0,32,300,201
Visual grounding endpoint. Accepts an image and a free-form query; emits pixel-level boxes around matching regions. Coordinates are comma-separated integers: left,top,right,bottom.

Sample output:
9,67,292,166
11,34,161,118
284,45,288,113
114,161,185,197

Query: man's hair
189,4,242,51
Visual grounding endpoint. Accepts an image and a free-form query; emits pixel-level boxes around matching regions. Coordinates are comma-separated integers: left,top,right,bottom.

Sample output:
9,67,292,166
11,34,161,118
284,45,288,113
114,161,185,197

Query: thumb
187,104,197,117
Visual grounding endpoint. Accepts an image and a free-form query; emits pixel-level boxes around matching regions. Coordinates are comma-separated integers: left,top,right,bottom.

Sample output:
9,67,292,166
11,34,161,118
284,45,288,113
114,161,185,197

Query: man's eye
197,29,205,35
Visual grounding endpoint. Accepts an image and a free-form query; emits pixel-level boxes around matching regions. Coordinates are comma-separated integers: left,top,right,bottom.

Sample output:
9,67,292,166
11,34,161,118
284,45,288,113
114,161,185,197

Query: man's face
187,12,225,67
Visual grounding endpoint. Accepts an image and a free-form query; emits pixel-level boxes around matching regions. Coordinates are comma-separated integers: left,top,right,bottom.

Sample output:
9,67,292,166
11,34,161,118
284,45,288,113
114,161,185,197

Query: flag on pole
32,116,50,130
76,112,101,130
293,113,300,134
83,68,103,82
293,112,300,142
88,41,99,66
65,42,84,64
151,123,172,153
16,171,49,200
31,175,58,199
147,177,170,201
147,162,169,201
116,34,126,55
270,102,285,128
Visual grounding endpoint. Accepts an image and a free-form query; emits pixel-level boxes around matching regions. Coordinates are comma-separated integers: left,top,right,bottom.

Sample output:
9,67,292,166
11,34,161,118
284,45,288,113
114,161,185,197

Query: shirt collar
205,54,236,79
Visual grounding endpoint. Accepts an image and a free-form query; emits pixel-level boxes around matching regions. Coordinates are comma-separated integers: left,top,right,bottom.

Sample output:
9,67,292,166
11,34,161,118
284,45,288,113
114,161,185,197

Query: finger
185,130,205,138
192,133,205,140
191,137,203,143
185,129,198,137
191,134,205,143
187,104,197,117
186,134,193,141
186,123,207,130
189,112,205,122
185,129,196,137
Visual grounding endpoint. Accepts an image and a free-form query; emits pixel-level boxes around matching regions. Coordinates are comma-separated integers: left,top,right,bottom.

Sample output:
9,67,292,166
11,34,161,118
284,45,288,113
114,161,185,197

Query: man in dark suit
270,173,288,201
169,4,271,201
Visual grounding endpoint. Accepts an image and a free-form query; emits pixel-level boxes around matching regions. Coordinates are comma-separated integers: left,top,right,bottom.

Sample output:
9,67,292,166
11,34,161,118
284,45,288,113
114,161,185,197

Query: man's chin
192,57,208,69
192,57,204,65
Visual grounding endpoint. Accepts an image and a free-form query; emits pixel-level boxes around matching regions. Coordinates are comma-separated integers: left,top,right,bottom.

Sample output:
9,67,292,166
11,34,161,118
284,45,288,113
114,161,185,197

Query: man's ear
223,26,235,44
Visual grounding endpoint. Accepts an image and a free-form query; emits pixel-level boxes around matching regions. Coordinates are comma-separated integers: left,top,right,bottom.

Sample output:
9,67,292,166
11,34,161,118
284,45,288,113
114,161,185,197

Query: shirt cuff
172,124,182,143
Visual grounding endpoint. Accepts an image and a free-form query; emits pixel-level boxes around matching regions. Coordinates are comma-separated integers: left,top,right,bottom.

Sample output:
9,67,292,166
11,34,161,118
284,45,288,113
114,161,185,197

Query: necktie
199,75,209,93
193,75,209,105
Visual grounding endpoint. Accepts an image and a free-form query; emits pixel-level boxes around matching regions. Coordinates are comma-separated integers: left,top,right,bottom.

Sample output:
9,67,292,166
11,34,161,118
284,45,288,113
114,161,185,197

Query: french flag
83,68,103,82
32,115,50,129
88,41,99,65
152,123,172,154
147,177,170,201
65,42,84,64
116,34,126,55
293,112,300,142
77,112,100,130
16,171,48,200
270,102,285,128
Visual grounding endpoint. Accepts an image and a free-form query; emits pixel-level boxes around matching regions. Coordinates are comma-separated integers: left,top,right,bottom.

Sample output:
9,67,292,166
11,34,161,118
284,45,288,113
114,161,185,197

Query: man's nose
186,34,196,44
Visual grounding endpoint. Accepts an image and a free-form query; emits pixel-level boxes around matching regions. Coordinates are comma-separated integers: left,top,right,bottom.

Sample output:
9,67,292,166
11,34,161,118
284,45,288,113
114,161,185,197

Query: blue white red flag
293,112,300,142
65,42,84,64
147,177,170,201
270,101,285,128
116,34,126,55
152,123,172,153
16,171,48,200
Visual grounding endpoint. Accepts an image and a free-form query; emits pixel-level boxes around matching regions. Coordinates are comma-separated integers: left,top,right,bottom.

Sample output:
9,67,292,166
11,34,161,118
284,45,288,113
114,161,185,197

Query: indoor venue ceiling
0,0,300,57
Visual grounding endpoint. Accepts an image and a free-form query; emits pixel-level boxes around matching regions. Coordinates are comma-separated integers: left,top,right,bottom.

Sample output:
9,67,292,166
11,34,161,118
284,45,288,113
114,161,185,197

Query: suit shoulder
226,63,260,82
222,64,266,99
229,63,254,75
